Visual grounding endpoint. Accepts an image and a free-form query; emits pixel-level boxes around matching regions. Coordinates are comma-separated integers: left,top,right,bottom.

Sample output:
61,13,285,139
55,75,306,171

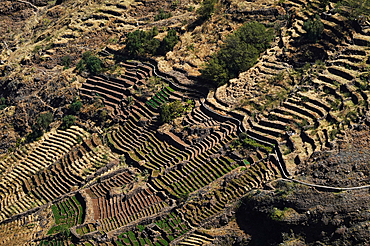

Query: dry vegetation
1,0,370,245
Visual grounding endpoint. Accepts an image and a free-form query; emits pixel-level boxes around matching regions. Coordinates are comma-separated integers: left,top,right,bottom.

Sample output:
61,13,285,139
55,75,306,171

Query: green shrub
69,100,82,114
154,9,172,21
33,45,42,53
171,0,179,10
200,21,274,87
76,51,102,74
158,29,180,55
318,0,329,8
197,0,217,20
302,14,324,43
124,27,179,56
329,129,339,140
125,27,160,56
0,97,6,110
37,112,53,130
61,115,76,130
269,207,289,221
62,55,71,68
28,112,53,141
160,100,184,123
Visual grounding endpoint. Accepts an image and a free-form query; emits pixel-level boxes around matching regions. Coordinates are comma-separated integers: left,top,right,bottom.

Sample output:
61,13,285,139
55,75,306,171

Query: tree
28,112,53,142
124,27,178,56
0,97,6,110
200,21,274,87
154,8,172,21
61,115,76,130
158,29,179,55
124,27,160,56
197,0,218,20
69,100,82,114
36,112,53,130
160,100,184,123
302,14,324,43
62,55,71,69
76,51,102,74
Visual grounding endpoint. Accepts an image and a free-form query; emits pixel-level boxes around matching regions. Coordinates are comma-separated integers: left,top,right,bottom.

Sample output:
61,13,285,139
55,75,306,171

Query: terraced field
2,0,370,245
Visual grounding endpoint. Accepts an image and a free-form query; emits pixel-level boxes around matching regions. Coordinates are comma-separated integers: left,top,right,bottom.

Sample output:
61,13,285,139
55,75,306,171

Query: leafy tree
160,100,184,123
36,112,53,131
69,100,82,115
197,0,217,20
302,14,324,43
28,112,53,142
124,27,178,56
0,97,6,110
61,115,76,130
76,51,102,74
125,27,160,56
158,29,180,55
62,55,71,68
200,21,274,87
154,9,172,21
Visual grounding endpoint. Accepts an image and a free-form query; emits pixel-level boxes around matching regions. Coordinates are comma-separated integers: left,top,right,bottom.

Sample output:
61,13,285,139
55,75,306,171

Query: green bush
125,27,160,56
158,29,180,55
154,9,172,21
29,112,53,141
124,27,179,56
197,0,217,20
62,55,71,69
69,100,82,114
0,97,6,110
160,100,184,123
269,207,292,221
200,21,274,87
76,51,102,74
302,14,324,43
33,45,42,53
37,112,53,130
61,115,76,130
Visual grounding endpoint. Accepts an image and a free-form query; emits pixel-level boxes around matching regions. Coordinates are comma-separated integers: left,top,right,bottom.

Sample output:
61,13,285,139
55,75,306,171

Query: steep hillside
1,0,370,245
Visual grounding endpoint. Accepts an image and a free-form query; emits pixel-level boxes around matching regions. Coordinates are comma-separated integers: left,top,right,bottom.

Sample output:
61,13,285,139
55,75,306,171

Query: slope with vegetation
1,0,370,245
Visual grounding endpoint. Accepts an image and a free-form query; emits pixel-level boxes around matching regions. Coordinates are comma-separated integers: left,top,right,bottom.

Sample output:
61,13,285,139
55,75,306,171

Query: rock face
237,180,370,245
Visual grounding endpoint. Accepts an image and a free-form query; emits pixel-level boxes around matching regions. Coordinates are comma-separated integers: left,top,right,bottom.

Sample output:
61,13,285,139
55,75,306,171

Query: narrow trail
16,0,38,11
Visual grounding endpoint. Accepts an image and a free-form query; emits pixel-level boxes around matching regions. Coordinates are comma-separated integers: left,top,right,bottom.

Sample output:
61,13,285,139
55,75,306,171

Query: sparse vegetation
335,0,370,20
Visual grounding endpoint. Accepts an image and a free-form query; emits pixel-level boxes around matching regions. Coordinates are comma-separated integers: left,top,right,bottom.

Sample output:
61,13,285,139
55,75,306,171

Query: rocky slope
1,0,370,245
